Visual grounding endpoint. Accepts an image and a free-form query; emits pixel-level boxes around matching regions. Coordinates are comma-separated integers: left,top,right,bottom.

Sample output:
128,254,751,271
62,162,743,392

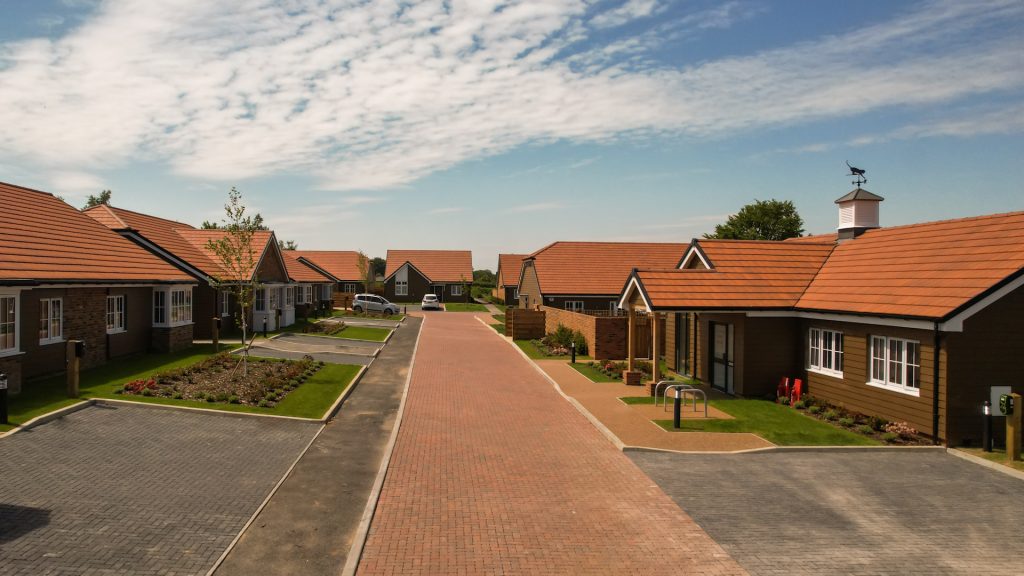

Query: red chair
790,379,804,404
777,377,790,401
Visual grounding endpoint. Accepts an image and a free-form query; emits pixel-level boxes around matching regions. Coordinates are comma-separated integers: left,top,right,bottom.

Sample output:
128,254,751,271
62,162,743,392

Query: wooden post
1009,393,1022,462
211,317,220,353
66,340,81,398
627,308,636,372
651,312,660,383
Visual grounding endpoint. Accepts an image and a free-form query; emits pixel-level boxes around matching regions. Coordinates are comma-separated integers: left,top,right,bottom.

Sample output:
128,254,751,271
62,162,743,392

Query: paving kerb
212,316,422,576
947,447,1024,481
340,315,424,576
0,399,94,439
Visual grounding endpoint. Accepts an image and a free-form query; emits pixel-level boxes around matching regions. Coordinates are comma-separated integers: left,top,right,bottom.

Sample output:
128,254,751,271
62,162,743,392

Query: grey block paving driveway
631,450,1024,576
0,403,319,576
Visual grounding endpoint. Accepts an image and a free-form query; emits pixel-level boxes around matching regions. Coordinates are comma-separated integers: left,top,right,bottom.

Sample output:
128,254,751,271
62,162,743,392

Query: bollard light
673,387,682,429
571,341,576,364
983,399,993,452
0,372,7,425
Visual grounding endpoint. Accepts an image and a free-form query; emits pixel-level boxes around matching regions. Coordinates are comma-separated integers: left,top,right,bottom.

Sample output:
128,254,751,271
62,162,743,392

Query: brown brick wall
518,262,542,309
106,287,155,360
151,324,194,353
507,308,545,340
0,356,22,395
21,287,107,380
542,307,629,360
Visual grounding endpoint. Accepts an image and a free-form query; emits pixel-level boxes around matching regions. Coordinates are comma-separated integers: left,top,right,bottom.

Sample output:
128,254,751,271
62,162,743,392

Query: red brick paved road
357,314,745,575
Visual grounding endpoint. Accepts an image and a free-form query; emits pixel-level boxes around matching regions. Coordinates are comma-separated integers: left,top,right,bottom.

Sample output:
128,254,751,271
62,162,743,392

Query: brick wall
0,356,22,395
542,307,630,360
151,324,194,353
61,288,107,371
507,308,545,340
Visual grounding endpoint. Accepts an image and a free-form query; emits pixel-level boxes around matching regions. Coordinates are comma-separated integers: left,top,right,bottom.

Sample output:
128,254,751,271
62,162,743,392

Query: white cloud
590,0,660,29
0,0,1021,193
428,207,467,214
507,202,564,213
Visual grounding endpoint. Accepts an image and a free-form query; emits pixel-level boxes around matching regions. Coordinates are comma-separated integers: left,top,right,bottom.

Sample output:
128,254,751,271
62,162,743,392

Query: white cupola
835,188,883,240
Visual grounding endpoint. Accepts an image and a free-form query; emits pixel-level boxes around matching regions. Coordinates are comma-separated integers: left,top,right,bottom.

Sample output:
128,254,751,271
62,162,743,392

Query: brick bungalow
290,250,366,299
282,251,336,317
1,182,196,394
518,241,687,314
85,205,294,337
619,188,1024,446
383,250,473,303
494,253,527,304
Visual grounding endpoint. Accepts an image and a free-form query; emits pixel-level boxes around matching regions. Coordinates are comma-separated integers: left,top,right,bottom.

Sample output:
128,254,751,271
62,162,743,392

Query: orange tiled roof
529,241,688,295
497,253,528,288
1,182,193,283
385,250,473,283
282,251,333,283
174,229,276,281
797,211,1024,319
292,250,364,281
636,240,834,309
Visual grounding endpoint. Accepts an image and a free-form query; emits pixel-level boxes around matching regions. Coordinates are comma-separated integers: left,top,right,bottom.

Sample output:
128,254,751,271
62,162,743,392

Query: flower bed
585,360,655,379
116,353,324,408
791,395,930,445
304,320,346,336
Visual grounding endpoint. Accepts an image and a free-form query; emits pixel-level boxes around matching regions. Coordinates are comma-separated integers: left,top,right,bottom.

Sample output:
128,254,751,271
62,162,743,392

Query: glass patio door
711,322,734,394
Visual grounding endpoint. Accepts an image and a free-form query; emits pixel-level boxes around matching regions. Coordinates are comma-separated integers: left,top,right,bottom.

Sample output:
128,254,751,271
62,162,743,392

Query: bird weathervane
846,161,867,187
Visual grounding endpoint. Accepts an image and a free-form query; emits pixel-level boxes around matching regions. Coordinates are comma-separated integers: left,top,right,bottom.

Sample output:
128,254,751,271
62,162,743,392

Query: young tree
357,251,375,293
370,257,386,278
83,189,112,209
705,199,804,241
201,220,219,229
206,187,261,375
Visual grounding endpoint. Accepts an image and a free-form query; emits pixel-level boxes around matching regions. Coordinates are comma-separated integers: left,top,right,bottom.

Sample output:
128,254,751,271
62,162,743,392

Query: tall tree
205,187,261,374
201,220,219,229
473,269,495,287
83,189,112,209
370,257,386,278
705,199,804,241
279,239,298,250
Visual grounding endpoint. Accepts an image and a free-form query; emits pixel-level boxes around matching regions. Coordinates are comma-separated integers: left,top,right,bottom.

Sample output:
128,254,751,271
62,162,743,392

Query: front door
675,313,689,375
431,285,444,302
710,322,734,394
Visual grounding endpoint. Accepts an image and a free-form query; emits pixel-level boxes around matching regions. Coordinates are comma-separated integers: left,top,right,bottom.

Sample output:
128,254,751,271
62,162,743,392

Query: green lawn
331,309,404,321
958,447,1024,472
1,345,362,432
621,396,879,446
490,314,506,335
444,303,489,312
514,339,592,361
570,362,620,382
335,325,391,342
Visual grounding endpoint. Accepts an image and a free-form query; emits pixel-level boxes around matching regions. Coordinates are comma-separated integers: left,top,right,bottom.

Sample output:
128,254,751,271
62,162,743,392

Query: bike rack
660,384,708,419
653,380,696,407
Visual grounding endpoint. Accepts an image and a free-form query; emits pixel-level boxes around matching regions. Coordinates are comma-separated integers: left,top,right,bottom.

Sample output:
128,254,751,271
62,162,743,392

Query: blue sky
1,0,1022,270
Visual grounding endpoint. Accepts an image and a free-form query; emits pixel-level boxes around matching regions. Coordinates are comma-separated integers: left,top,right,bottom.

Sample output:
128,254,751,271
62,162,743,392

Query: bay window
153,287,193,327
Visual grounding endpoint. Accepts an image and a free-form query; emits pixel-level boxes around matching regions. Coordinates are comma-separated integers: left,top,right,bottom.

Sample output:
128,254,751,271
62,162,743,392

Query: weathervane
846,161,867,187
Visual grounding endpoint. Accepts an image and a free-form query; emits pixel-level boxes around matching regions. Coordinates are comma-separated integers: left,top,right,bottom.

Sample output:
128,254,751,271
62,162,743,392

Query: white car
352,293,401,315
421,294,441,311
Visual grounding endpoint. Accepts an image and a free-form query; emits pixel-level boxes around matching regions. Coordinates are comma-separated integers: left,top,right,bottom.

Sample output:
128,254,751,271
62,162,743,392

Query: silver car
421,294,441,311
352,293,400,315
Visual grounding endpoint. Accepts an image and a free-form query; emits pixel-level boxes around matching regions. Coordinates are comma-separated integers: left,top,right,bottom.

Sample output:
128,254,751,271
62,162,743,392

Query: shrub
778,396,791,406
141,388,153,397
258,399,270,407
838,417,855,427
802,395,817,407
172,391,184,400
113,387,124,394
228,395,240,404
868,416,888,431
808,406,822,415
206,395,216,403
823,410,838,421
881,432,899,443
856,424,874,435
196,392,207,400
571,332,588,355
792,400,806,410
884,421,917,439
265,392,277,401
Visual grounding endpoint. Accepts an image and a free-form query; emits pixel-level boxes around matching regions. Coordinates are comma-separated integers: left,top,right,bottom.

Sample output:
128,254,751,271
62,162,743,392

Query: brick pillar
651,312,660,383
627,308,636,372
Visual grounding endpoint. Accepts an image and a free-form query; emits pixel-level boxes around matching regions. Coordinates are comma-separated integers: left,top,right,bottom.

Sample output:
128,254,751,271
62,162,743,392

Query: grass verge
443,303,489,312
331,309,404,321
336,325,391,342
621,396,879,446
958,447,1024,472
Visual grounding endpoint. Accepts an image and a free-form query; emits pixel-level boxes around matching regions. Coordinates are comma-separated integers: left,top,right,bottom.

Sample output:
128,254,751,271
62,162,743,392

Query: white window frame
268,287,279,310
39,298,63,345
285,286,294,308
0,293,19,356
169,288,192,326
322,284,333,300
106,295,126,334
303,285,313,304
153,290,166,325
565,301,584,312
395,280,408,296
220,291,231,316
868,335,921,397
807,327,843,378
513,287,519,300
343,283,357,293
254,288,266,312
451,284,463,297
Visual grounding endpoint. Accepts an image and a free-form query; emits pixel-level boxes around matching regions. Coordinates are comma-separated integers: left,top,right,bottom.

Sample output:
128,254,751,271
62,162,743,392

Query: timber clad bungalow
620,189,1024,446
494,253,527,304
0,182,196,394
518,241,687,314
291,250,366,299
384,250,473,303
85,205,294,337
282,251,336,317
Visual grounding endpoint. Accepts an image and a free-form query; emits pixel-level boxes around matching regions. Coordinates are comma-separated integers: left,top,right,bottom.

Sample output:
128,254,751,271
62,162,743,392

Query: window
869,335,921,395
451,284,463,296
221,292,231,316
1,295,17,353
39,298,63,344
343,283,357,293
255,288,266,312
106,295,125,334
285,286,294,307
396,280,408,296
808,328,843,377
513,288,519,300
323,284,333,299
153,290,166,324
565,301,584,312
170,289,192,325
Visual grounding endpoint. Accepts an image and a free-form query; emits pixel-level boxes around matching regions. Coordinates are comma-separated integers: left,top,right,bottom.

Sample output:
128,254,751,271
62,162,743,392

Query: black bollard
983,400,993,452
0,372,8,425
673,388,681,429
571,341,576,364
263,317,268,338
